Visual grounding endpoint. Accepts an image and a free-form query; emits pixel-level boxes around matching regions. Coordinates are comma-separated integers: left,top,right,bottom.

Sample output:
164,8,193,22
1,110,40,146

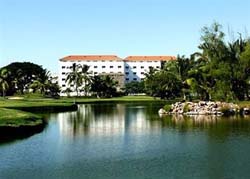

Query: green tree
145,70,182,99
80,64,90,96
1,62,45,95
66,63,83,97
30,70,51,94
125,81,145,94
90,75,118,98
0,68,10,97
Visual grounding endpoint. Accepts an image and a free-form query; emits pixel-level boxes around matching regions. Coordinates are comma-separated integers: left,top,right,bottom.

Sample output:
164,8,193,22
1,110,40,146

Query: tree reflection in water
55,103,250,140
160,114,250,140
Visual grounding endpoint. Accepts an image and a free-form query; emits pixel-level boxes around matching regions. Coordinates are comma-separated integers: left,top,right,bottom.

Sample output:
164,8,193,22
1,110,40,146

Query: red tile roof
60,55,176,62
124,56,176,61
60,55,123,61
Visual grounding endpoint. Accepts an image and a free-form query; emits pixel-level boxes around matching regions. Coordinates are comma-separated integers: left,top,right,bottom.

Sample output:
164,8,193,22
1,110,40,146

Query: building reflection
54,103,250,138
56,104,162,138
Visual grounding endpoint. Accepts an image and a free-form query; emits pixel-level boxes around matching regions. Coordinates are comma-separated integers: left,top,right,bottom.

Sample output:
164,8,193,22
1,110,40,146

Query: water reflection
52,103,250,139
54,103,164,138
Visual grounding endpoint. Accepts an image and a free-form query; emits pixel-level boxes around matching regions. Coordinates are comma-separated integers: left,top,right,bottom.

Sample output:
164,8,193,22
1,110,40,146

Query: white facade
124,60,161,82
59,55,175,96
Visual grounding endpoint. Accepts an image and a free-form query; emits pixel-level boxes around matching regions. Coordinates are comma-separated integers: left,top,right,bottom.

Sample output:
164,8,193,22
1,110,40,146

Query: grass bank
0,108,46,142
0,96,162,110
0,108,43,127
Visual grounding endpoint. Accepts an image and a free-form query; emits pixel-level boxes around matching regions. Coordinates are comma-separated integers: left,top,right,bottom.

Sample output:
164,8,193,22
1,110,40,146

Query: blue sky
1,0,250,73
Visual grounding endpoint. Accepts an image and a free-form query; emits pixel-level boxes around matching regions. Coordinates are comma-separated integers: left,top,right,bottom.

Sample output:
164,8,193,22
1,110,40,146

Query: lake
1,102,250,179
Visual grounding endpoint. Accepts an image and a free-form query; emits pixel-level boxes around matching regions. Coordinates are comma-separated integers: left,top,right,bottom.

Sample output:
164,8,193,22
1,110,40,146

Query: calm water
1,102,250,179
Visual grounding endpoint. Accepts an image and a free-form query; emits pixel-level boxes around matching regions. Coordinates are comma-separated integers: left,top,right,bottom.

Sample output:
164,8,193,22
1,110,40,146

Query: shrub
220,106,235,116
163,104,172,112
183,103,190,113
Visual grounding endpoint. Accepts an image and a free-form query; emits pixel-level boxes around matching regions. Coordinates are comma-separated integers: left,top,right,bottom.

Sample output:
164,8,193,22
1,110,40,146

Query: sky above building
1,0,250,73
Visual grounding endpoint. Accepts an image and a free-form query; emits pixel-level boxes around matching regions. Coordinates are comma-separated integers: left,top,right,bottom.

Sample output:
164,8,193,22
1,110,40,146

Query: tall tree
0,68,10,97
66,63,83,97
80,64,90,96
90,75,118,98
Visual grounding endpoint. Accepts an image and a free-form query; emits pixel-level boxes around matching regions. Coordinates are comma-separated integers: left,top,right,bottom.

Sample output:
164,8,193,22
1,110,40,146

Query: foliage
90,75,118,98
163,104,172,112
0,62,45,95
0,68,10,97
144,22,250,101
145,68,182,99
125,81,145,94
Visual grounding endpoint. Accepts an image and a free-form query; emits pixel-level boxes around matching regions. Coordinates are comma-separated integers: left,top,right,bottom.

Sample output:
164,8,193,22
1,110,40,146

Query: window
125,66,129,69
126,78,129,81
62,72,66,75
141,66,144,69
102,66,105,68
94,66,97,68
133,66,136,69
133,72,136,75
94,72,98,75
118,66,122,68
110,66,113,68
133,78,137,81
141,72,144,74
62,85,66,87
62,66,65,69
62,78,65,81
156,66,160,68
125,72,129,75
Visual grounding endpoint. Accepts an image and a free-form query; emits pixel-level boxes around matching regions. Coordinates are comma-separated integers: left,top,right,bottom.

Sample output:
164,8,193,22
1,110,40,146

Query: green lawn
0,95,161,108
0,108,43,127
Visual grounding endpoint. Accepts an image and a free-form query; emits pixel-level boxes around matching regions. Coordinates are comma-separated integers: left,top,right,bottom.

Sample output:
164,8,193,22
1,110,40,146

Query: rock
158,108,166,114
160,101,241,116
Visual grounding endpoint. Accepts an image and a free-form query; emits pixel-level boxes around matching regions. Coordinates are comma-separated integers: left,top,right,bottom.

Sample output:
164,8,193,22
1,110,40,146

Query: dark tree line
0,62,60,97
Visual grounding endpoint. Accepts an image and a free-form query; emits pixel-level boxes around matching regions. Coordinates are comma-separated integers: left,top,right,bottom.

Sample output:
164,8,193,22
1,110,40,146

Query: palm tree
80,64,90,96
102,75,118,97
90,75,117,98
0,68,10,97
30,70,51,94
66,63,83,97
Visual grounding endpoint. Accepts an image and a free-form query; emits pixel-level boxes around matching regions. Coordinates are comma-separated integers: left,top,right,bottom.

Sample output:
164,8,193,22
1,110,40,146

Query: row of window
62,71,145,76
125,78,144,81
62,65,160,69
62,71,123,75
125,66,159,69
61,77,144,86
94,65,122,69
125,72,144,75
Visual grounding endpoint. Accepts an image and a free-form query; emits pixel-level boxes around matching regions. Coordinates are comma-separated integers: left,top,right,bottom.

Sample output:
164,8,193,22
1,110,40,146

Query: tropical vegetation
144,22,250,101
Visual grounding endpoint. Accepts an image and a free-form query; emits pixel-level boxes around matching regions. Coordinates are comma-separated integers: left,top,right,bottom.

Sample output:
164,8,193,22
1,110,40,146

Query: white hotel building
59,55,175,95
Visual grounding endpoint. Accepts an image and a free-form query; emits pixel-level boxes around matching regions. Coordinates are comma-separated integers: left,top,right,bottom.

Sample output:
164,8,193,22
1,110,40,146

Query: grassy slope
0,96,161,108
0,108,43,127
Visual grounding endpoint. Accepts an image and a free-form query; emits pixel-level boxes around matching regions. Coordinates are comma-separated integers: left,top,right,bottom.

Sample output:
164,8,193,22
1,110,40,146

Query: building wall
59,60,124,95
59,56,173,96
124,61,161,83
